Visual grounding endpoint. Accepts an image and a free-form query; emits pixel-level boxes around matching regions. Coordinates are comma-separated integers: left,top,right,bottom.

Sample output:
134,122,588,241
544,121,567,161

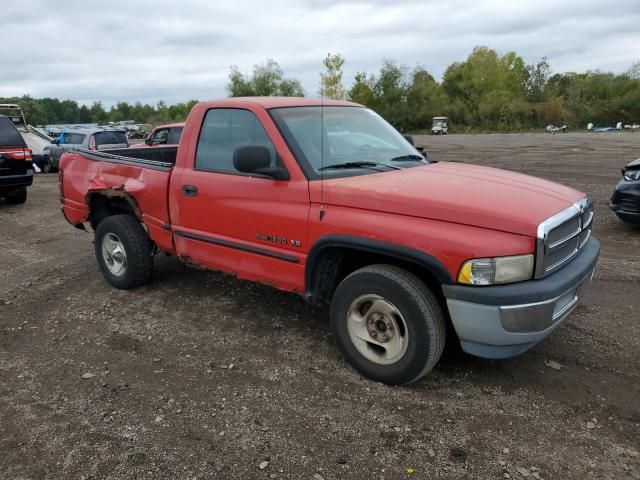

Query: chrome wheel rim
346,294,409,365
101,233,127,276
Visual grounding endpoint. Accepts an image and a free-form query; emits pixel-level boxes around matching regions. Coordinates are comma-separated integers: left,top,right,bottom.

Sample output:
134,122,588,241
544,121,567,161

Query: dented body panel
60,151,176,253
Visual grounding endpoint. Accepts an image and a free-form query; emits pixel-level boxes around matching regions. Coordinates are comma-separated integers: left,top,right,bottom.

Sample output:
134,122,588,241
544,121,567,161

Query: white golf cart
431,116,448,135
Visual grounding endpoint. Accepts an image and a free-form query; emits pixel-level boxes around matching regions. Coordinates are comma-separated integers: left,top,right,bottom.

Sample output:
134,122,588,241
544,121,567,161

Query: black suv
0,115,33,204
611,158,640,225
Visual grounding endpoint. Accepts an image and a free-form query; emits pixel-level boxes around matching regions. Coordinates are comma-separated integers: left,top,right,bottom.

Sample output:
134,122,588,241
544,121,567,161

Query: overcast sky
2,0,639,106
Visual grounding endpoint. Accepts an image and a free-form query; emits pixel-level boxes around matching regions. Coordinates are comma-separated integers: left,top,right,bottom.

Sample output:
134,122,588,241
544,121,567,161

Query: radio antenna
320,93,325,220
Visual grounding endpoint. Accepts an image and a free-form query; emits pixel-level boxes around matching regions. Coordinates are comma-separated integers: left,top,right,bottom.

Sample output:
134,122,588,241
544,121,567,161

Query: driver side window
195,108,276,173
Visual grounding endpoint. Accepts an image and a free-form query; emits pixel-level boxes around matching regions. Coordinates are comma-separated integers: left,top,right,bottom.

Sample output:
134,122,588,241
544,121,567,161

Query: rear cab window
168,127,183,144
0,116,27,148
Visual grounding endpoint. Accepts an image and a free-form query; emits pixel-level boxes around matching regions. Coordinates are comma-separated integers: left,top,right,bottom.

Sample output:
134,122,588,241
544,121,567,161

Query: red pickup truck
60,97,600,385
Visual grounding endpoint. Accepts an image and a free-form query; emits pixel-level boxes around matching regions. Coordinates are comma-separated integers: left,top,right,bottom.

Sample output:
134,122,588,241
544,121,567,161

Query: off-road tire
95,214,153,289
330,264,446,385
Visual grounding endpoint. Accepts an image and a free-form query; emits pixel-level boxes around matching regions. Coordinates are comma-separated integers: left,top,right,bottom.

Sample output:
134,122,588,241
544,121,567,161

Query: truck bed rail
73,146,177,171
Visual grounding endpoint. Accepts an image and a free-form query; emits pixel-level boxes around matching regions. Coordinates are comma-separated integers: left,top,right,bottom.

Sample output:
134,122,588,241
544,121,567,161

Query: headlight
623,169,640,182
457,254,534,285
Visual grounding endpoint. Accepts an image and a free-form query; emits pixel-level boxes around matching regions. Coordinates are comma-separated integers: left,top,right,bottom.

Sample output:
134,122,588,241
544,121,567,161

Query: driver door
170,107,310,292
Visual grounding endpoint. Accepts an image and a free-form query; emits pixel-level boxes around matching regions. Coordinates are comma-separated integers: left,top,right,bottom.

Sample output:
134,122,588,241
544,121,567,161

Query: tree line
0,96,200,128
2,47,639,133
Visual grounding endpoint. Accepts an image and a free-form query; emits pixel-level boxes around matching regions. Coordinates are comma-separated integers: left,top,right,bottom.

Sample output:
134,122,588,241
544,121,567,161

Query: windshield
270,106,426,178
433,118,446,126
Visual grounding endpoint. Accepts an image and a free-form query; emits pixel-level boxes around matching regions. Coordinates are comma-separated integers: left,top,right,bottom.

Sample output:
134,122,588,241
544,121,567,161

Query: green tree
627,61,640,80
78,105,92,123
90,101,109,124
406,68,448,131
348,72,375,106
319,53,347,100
227,60,304,97
526,57,551,102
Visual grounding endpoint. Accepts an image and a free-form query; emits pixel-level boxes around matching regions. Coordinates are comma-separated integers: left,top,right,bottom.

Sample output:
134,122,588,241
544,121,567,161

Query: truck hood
323,162,585,237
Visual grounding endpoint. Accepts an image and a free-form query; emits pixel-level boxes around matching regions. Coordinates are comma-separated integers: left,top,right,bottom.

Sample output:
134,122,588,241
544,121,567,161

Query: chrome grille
535,198,593,278
546,215,580,246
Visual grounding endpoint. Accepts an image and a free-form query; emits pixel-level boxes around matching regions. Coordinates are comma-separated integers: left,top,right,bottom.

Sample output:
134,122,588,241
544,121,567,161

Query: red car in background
141,123,184,147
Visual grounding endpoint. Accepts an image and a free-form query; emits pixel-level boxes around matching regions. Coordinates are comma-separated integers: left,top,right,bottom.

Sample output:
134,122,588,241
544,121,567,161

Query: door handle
181,185,198,197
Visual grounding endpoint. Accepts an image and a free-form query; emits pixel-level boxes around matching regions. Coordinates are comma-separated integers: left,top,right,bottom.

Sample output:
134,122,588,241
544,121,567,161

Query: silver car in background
42,128,129,172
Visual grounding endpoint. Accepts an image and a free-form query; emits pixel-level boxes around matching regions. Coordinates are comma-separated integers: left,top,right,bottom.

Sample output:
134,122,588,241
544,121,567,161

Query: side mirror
144,137,153,146
402,134,414,146
234,146,289,181
51,139,60,145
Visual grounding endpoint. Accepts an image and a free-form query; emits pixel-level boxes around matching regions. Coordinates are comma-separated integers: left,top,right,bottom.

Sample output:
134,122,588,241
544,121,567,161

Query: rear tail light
25,148,32,161
88,134,96,150
1,149,30,160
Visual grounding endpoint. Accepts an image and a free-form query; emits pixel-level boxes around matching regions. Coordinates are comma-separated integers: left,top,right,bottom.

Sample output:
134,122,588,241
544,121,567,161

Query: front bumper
610,178,640,225
442,237,600,359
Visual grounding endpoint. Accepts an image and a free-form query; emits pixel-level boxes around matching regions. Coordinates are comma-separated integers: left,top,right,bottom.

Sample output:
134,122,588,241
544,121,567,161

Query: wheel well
88,192,139,230
307,245,450,308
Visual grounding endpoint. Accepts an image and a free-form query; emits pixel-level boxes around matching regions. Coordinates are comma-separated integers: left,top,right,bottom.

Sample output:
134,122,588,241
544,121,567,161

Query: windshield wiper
319,161,401,171
389,154,426,162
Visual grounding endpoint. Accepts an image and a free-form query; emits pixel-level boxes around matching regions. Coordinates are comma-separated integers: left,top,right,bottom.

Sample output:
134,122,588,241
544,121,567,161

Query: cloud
1,0,638,106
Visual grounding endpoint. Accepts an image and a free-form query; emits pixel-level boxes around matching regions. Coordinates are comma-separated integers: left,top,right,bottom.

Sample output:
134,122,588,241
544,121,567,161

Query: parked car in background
59,97,599,385
42,128,128,172
141,123,184,147
0,115,33,204
546,124,567,134
610,158,640,225
588,122,622,132
431,116,448,135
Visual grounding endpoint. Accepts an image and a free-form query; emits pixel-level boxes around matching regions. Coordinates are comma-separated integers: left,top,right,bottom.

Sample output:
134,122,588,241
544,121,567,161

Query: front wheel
330,264,446,385
94,214,153,289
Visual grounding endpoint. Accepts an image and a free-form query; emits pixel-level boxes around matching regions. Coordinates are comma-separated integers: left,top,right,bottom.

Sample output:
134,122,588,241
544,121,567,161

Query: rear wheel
330,264,446,385
4,186,27,204
94,214,153,289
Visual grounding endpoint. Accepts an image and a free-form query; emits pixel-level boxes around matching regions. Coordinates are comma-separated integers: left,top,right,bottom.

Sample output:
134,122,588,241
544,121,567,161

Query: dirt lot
1,133,639,480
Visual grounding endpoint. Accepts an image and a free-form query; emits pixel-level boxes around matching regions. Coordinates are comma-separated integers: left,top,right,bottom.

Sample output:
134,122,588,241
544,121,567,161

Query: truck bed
60,146,177,253
76,146,178,171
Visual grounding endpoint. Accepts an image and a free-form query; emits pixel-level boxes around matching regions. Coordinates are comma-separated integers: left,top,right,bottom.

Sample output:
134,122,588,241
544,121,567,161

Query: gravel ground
1,132,639,480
